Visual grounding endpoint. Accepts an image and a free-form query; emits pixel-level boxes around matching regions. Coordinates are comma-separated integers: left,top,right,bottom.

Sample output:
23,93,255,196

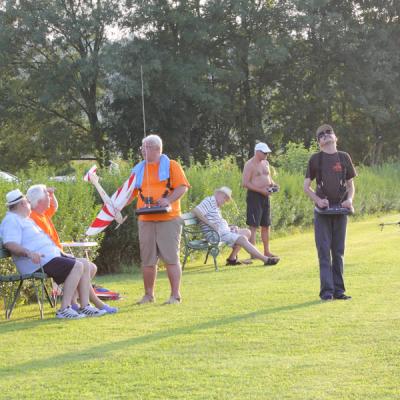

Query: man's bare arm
158,185,188,207
47,187,58,211
3,242,42,264
192,207,219,232
267,164,276,186
341,179,355,209
303,178,329,208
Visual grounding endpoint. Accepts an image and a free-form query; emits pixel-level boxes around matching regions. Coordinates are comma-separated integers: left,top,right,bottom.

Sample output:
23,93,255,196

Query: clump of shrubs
0,148,399,276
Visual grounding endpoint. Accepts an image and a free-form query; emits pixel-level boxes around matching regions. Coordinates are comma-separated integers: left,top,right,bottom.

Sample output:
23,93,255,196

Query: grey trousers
314,211,347,298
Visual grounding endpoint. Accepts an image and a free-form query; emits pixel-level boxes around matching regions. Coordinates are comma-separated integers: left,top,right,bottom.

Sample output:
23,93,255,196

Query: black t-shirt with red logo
305,151,357,204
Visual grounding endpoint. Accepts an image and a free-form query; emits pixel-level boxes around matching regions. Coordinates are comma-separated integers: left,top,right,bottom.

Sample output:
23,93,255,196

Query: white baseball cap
5,189,25,206
254,142,271,153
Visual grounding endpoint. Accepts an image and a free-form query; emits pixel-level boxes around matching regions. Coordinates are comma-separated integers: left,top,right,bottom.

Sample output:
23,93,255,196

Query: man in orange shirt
129,134,190,305
26,184,117,314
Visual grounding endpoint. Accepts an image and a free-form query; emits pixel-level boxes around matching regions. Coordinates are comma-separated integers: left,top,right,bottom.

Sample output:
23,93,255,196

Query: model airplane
84,165,136,236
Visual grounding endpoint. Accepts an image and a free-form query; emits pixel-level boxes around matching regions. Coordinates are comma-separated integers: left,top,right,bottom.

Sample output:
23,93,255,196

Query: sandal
264,257,280,266
226,257,242,266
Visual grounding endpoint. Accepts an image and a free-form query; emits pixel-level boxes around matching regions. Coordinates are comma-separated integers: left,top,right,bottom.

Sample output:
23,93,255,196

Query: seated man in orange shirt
128,134,190,305
26,184,117,314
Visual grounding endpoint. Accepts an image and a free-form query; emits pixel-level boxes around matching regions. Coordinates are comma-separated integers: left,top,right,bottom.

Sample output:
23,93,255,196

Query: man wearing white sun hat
193,187,279,266
242,142,280,260
0,189,106,318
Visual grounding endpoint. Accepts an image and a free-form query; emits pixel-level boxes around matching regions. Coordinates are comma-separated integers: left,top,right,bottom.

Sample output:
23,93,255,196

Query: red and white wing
85,203,116,236
83,165,97,182
110,172,136,211
85,173,136,236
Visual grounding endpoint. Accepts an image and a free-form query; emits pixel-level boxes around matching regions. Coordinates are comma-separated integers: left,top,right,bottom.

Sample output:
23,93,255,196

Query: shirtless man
242,142,279,259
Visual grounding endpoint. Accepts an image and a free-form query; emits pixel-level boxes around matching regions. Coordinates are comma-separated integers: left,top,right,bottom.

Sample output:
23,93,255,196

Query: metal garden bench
181,212,225,271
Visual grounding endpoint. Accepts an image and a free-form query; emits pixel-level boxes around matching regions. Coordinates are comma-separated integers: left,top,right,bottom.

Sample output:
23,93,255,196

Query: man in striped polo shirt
193,187,279,266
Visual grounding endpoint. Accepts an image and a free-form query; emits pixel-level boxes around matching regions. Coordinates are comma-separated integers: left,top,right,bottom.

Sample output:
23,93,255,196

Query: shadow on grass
182,259,270,275
0,311,75,331
0,299,319,376
0,263,288,330
184,263,217,273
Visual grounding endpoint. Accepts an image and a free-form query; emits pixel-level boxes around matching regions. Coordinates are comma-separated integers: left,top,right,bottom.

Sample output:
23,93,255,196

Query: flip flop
264,257,280,266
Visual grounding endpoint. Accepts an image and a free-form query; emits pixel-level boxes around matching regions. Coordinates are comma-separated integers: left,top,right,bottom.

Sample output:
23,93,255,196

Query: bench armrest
200,226,220,245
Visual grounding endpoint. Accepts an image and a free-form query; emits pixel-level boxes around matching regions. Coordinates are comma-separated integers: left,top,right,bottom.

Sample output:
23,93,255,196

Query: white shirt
195,196,230,235
0,212,61,274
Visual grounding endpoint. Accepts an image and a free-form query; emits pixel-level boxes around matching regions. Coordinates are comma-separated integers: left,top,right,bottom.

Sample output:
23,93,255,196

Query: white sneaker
79,304,107,317
56,306,86,319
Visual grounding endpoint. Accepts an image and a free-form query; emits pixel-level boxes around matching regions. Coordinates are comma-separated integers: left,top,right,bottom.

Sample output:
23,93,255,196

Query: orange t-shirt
30,204,63,250
134,159,190,221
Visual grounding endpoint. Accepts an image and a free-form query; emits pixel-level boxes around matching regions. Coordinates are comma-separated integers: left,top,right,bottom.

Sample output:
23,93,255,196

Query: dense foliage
0,0,399,172
1,151,399,275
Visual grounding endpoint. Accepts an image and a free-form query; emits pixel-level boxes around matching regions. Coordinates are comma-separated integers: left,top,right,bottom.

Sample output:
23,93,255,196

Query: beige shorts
138,218,182,267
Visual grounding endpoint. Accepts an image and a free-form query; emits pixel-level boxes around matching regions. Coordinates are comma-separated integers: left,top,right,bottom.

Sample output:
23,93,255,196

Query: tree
0,0,125,166
203,0,294,158
105,0,217,163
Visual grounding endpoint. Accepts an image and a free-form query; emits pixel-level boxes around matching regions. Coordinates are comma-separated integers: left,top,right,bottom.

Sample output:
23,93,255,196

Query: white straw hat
5,189,25,206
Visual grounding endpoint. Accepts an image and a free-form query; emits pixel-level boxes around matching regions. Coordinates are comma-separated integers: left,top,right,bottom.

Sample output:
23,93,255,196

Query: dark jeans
314,211,347,298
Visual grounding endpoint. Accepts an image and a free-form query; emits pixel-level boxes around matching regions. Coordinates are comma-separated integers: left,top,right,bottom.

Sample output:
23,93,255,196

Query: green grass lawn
1,215,399,400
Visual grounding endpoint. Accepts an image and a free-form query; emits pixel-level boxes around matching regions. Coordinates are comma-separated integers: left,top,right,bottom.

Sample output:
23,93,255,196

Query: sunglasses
317,129,333,140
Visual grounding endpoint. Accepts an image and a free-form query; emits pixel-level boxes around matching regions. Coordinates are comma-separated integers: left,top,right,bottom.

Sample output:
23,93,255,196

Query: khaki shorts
138,218,182,267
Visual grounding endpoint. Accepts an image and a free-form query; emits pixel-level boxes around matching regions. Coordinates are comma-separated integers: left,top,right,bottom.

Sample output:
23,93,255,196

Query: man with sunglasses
304,124,356,301
242,142,280,262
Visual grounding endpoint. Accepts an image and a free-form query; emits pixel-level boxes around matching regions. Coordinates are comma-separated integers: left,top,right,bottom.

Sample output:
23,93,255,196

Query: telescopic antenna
140,65,151,206
140,65,146,138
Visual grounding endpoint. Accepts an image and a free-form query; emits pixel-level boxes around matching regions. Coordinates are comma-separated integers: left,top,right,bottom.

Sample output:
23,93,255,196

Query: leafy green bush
1,158,399,279
272,141,319,174
354,163,400,213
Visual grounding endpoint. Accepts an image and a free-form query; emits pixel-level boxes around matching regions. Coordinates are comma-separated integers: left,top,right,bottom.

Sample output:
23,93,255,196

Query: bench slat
181,212,199,226
183,218,198,226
